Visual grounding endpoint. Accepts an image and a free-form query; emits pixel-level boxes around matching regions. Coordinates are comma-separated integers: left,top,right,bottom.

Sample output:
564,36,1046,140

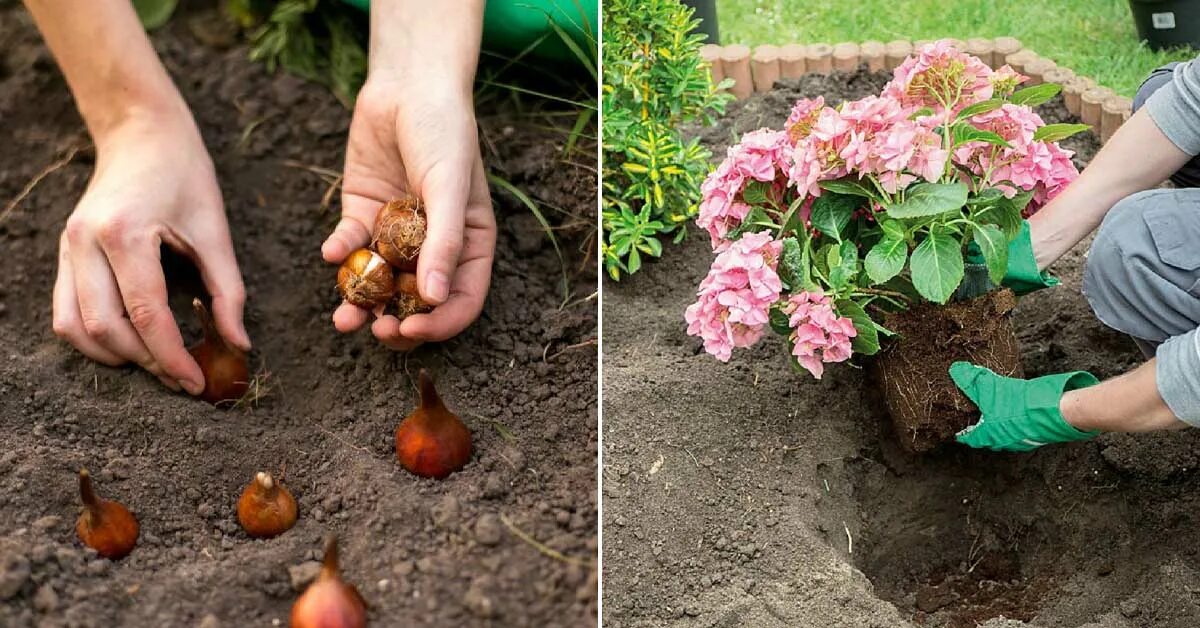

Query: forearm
1028,108,1191,269
22,0,188,146
367,0,485,95
1061,358,1187,432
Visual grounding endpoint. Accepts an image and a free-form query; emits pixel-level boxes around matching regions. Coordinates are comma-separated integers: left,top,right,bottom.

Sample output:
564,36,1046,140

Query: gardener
22,0,497,394
954,60,1200,451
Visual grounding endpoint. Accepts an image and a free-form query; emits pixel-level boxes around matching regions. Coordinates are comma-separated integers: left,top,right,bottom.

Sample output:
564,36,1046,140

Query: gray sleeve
1156,327,1200,427
1145,58,1200,156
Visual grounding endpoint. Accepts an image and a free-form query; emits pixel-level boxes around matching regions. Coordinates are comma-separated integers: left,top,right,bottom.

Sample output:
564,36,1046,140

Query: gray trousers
1080,66,1200,426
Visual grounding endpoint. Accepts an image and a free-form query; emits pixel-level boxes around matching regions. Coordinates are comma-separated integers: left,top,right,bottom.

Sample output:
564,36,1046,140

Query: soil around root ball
0,4,597,627
873,289,1022,453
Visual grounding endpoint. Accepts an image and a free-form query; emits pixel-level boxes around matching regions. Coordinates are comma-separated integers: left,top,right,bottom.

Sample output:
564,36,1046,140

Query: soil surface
603,67,1200,627
0,3,597,627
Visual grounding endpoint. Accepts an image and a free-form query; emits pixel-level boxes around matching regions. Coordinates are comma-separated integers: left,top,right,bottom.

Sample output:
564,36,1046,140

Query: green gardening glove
1001,220,1059,295
951,362,1101,452
965,220,1058,295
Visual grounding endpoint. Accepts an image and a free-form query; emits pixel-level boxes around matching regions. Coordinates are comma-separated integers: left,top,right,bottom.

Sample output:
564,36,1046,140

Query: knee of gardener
1084,189,1200,342
1133,62,1183,112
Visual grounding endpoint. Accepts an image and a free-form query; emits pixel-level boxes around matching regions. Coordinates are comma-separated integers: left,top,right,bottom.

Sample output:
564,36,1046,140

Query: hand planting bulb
371,196,426,271
395,370,472,479
237,471,297,538
291,536,367,628
337,249,394,309
76,469,139,559
189,298,250,405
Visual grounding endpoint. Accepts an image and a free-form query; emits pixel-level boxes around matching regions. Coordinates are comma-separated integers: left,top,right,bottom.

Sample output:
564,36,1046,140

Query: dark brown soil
875,289,1022,454
0,3,597,627
604,66,1200,628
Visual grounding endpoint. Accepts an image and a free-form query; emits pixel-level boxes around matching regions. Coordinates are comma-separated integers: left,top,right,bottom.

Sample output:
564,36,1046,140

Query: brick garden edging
700,38,1134,144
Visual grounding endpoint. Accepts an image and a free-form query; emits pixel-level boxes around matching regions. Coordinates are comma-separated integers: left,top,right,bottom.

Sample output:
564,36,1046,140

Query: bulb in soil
395,370,472,479
76,469,139,560
188,298,250,405
371,196,425,272
291,536,367,628
338,249,394,309
236,471,297,538
391,272,433,320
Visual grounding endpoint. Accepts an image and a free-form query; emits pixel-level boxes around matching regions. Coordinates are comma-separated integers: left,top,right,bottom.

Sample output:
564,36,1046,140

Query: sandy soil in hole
0,3,597,627
602,69,1200,628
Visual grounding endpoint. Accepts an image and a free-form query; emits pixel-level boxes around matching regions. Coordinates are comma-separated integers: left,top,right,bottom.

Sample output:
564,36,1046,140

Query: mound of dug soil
0,4,596,627
604,68,1200,628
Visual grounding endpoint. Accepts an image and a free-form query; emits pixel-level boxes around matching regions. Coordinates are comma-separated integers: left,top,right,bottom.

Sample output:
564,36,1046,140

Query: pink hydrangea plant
782,291,857,379
684,231,784,361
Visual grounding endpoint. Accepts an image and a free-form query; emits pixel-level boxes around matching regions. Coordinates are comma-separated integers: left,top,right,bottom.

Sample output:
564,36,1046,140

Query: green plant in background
227,0,368,107
602,0,732,281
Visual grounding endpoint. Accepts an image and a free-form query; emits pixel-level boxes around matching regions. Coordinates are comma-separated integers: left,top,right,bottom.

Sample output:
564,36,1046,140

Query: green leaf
879,219,906,242
742,180,772,206
769,307,792,336
864,238,908,284
885,182,969,219
725,206,771,240
777,237,811,290
627,247,642,274
819,178,877,200
132,0,178,29
810,192,859,240
1009,83,1061,106
835,300,880,356
955,98,1004,120
951,123,1011,149
910,229,965,304
965,188,1005,208
975,192,1024,239
828,241,860,289
909,107,935,120
1033,123,1091,143
972,223,1008,285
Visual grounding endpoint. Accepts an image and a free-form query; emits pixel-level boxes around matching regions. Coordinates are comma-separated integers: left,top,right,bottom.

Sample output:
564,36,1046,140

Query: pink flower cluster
782,291,857,379
684,232,783,361
787,96,949,197
955,103,1079,212
882,40,994,114
697,129,793,247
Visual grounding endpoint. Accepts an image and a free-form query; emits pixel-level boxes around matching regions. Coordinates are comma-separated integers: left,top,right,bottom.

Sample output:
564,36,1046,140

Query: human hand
321,78,496,351
951,361,1099,451
52,110,250,394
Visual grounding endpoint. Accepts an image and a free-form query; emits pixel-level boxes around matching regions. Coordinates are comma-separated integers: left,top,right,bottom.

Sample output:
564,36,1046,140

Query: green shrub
601,0,731,280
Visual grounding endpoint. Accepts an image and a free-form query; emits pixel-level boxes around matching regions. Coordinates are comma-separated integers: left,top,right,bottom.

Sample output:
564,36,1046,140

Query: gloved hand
966,220,1058,295
1000,220,1059,295
951,361,1101,451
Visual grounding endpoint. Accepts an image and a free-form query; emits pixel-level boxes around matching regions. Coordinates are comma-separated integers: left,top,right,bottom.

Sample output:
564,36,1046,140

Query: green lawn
716,0,1196,96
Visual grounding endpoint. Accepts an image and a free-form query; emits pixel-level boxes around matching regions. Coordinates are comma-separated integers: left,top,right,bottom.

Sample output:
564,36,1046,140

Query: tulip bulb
395,370,472,479
76,468,139,559
391,272,433,320
237,471,297,538
371,197,425,271
337,249,394,309
188,298,250,405
291,536,367,628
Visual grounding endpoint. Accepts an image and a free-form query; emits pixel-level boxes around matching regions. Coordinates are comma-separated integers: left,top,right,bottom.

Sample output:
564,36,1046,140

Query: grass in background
718,0,1195,96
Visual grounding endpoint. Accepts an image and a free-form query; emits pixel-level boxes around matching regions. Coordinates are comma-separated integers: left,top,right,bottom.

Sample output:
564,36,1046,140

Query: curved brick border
700,38,1134,144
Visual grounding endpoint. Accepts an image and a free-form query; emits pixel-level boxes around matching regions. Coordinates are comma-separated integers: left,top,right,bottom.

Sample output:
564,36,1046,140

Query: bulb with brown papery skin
290,536,367,628
391,272,433,320
395,370,472,479
337,249,394,309
237,471,297,538
76,469,139,559
188,298,250,405
371,197,425,271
